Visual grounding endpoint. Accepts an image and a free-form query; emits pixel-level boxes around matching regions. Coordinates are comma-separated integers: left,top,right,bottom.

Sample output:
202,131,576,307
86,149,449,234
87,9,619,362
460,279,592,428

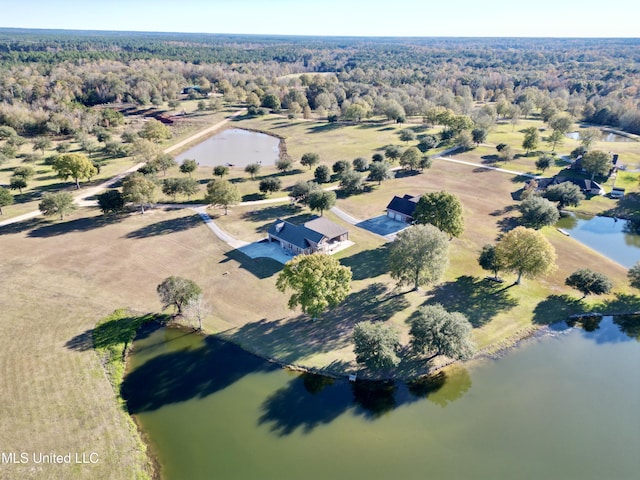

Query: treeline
0,29,638,135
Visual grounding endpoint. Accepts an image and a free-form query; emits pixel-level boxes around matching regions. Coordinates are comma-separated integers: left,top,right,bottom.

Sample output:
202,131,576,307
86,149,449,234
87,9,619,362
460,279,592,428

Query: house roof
532,176,604,193
304,217,348,240
268,217,348,249
267,219,323,250
386,194,420,217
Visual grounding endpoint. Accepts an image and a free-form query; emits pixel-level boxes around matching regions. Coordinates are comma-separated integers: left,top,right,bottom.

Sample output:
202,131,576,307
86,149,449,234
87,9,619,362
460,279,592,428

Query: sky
1,0,638,38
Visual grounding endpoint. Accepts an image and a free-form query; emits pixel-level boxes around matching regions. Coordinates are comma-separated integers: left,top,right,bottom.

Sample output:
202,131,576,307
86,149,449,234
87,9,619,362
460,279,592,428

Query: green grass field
1,111,639,479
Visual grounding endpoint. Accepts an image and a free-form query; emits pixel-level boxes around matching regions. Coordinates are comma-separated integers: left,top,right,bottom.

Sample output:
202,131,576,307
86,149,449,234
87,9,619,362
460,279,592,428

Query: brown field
1,112,639,479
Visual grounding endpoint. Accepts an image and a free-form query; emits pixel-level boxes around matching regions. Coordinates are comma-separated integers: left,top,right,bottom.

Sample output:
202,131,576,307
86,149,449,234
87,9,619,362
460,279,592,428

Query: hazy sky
1,0,638,37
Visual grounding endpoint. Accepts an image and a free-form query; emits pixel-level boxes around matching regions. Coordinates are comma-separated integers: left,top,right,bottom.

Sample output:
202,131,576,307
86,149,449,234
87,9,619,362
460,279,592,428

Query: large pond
556,213,640,268
566,130,634,142
122,319,640,480
174,128,280,167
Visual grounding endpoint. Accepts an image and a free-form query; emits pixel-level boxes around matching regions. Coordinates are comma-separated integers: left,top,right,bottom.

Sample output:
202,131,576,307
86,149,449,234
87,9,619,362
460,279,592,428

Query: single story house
529,176,605,195
386,194,420,223
267,217,349,255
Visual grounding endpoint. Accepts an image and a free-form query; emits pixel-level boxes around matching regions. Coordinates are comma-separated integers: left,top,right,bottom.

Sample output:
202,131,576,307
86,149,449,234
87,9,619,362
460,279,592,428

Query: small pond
566,130,634,142
556,213,640,268
122,318,640,480
174,128,280,168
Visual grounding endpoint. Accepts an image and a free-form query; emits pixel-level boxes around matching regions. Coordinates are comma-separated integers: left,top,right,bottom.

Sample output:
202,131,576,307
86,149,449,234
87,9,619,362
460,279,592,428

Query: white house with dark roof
386,194,420,223
267,217,349,255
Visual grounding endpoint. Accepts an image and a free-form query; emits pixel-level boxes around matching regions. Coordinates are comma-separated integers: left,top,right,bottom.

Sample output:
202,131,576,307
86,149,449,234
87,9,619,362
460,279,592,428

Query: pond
566,130,634,142
556,213,640,268
122,318,640,480
174,128,280,168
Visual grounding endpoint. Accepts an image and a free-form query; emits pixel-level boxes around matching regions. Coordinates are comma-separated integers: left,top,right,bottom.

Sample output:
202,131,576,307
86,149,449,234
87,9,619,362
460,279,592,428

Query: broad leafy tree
518,196,560,229
414,191,464,239
314,164,331,183
97,189,125,214
38,191,76,220
495,226,556,284
157,276,202,315
498,145,514,162
565,269,613,298
628,262,640,289
290,180,320,205
153,153,177,176
275,156,293,173
180,158,198,177
384,145,402,162
9,176,27,193
388,224,449,291
353,157,369,172
300,152,319,169
543,182,585,209
547,129,565,151
471,127,487,145
332,160,351,176
400,146,421,171
478,244,503,281
308,190,336,216
53,153,97,189
205,178,240,215
418,135,438,152
548,113,573,135
339,171,364,195
276,253,352,319
213,165,229,178
580,127,601,150
0,187,14,214
368,161,393,185
409,304,476,360
33,137,52,154
122,172,157,213
353,321,401,369
139,118,171,143
522,126,540,154
535,154,553,172
259,177,282,196
399,129,416,144
581,150,612,180
244,163,261,179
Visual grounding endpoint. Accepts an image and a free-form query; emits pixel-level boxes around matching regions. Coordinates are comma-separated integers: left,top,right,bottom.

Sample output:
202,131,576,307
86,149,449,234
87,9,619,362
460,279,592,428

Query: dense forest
0,28,638,139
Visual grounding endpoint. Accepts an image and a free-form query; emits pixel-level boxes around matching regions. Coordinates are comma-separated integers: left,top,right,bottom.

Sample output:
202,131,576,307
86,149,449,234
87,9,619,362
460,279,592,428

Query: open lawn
2,111,640,479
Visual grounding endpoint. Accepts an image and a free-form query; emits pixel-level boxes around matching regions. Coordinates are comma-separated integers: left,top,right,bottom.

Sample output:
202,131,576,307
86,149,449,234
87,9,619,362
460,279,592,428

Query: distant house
267,217,349,255
386,194,420,223
529,176,605,195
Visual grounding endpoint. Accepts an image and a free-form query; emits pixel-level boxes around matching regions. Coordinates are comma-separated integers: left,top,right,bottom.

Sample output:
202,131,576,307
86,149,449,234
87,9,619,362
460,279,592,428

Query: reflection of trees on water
260,367,472,435
623,220,640,248
407,366,472,407
614,314,640,341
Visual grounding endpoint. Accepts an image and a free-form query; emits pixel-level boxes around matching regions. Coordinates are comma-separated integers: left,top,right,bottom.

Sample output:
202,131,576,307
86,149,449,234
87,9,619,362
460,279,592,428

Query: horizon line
1,26,638,40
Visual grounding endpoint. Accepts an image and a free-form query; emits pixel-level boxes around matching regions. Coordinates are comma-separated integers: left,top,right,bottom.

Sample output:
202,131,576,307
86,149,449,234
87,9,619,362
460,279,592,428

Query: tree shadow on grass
121,332,275,414
331,282,411,325
306,123,343,134
28,213,119,238
496,215,520,235
65,313,164,352
125,213,202,239
0,217,43,236
339,246,389,280
532,294,585,326
425,275,519,327
221,249,282,279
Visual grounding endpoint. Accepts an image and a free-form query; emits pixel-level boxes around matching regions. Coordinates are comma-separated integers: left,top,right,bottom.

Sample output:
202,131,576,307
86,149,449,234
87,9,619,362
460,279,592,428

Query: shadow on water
258,366,472,436
125,213,202,238
121,332,276,414
425,275,518,327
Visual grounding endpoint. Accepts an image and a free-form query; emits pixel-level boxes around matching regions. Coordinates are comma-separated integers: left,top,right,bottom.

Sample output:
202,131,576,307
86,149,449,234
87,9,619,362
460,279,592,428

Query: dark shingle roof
531,176,604,193
386,194,420,217
267,219,324,249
